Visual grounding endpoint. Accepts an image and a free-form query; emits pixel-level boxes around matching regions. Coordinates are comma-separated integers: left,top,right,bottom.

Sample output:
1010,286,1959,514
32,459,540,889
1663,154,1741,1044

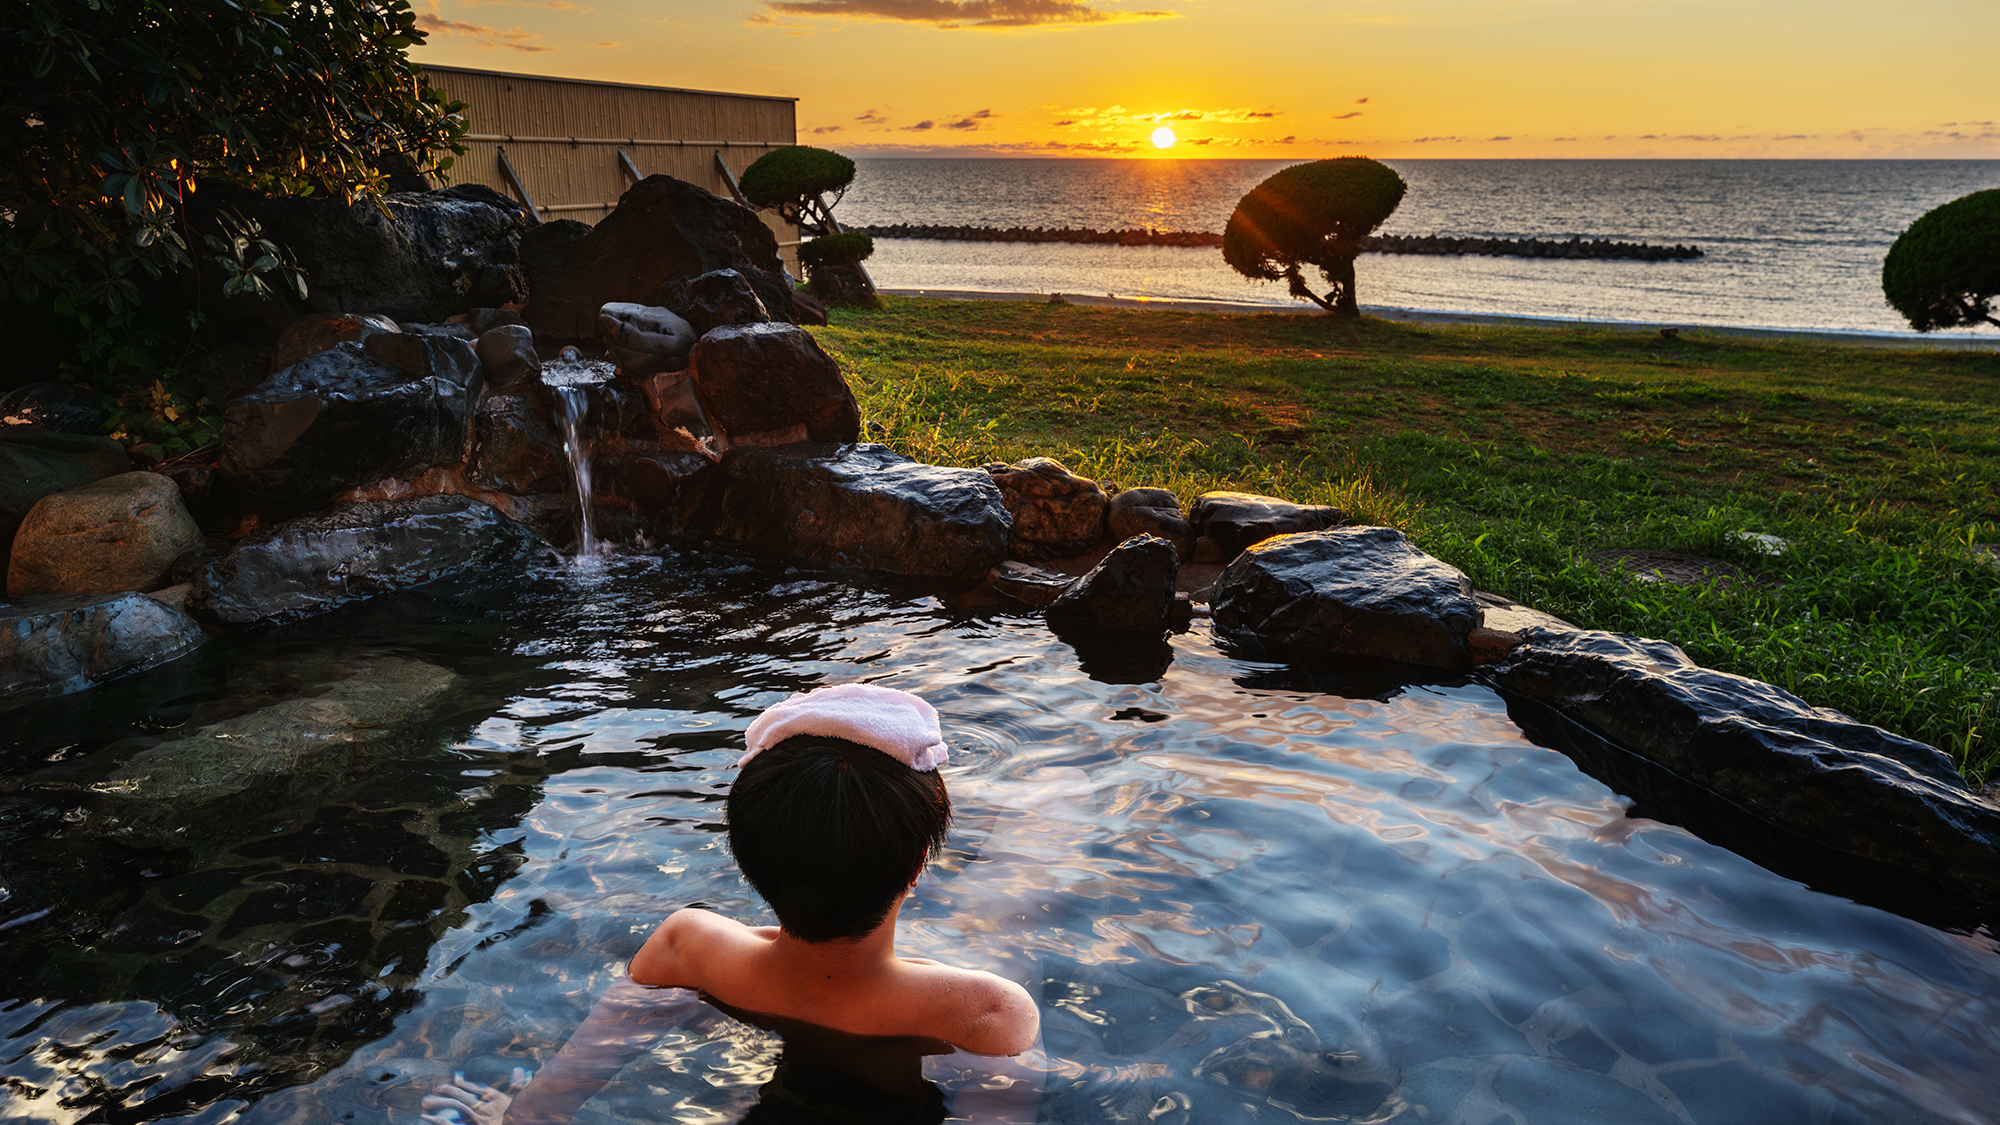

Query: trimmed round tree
798,232,877,308
1223,158,1407,318
1883,189,2000,331
739,145,857,233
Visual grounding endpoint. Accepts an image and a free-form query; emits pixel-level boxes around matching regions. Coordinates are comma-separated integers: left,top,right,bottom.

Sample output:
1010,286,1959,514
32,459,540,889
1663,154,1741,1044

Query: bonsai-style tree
1223,157,1407,318
797,232,877,308
1883,189,2000,331
739,145,857,236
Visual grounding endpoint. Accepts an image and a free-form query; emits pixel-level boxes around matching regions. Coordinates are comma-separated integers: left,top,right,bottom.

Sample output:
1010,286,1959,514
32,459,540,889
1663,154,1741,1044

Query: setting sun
1149,126,1176,149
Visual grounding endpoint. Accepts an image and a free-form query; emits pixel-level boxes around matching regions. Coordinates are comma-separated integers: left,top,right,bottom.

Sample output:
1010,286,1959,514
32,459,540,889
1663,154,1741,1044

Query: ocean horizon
838,158,2000,338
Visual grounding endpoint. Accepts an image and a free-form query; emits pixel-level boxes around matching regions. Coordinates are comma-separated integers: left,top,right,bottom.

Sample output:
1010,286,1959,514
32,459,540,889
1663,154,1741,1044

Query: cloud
944,117,983,129
463,0,591,9
1052,119,1077,127
595,40,617,46
857,108,891,126
761,0,1174,28
415,11,553,51
1411,136,1457,143
810,125,845,133
903,119,936,130
1356,97,1369,104
1132,107,1280,124
1332,111,1362,120
1487,135,1511,141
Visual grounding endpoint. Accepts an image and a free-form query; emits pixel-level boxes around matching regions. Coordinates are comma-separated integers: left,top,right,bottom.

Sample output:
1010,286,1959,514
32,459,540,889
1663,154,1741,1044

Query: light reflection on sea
0,552,1996,1124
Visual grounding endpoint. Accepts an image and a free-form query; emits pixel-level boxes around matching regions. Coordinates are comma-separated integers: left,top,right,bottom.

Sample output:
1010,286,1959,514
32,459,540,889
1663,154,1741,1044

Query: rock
364,330,482,389
599,303,696,377
1211,527,1481,669
84,653,459,847
989,560,1074,608
682,268,772,335
0,382,114,434
1106,488,1193,559
458,306,525,335
188,495,539,629
521,175,795,340
270,312,401,372
219,342,474,516
475,325,542,391
7,472,204,596
1190,491,1346,562
808,264,878,309
790,289,830,327
984,458,1108,560
0,592,206,712
0,427,131,574
690,323,859,448
1474,590,1575,634
399,320,479,341
1046,535,1179,634
1490,628,2000,905
195,341,277,407
233,184,536,324
676,443,1009,580
462,391,570,499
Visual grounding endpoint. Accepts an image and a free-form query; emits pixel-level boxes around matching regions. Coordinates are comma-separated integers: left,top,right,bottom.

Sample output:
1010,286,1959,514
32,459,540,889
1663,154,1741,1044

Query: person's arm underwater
420,983,717,1125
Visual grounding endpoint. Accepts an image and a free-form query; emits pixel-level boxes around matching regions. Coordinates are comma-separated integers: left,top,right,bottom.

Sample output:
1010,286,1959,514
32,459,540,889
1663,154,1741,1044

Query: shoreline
879,287,2000,351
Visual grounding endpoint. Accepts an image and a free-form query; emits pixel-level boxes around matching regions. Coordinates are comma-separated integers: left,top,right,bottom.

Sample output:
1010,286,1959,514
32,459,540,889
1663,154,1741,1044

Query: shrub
799,232,875,270
740,146,857,231
1883,189,2000,332
1223,158,1406,318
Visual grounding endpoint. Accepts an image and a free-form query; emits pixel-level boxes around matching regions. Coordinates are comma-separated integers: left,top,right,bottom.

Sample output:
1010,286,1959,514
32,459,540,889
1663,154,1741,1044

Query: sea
838,159,2000,339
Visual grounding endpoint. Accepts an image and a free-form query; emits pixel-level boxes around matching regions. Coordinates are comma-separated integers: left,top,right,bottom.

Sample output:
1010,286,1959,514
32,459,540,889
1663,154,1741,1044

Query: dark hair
727,735,952,943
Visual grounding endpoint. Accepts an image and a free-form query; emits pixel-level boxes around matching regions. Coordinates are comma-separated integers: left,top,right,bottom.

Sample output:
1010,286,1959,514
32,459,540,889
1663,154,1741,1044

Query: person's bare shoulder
628,907,758,989
933,968,1039,1057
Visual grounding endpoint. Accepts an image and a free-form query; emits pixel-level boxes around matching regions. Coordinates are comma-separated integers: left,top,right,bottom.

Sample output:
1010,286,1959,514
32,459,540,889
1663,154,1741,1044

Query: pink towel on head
741,684,949,771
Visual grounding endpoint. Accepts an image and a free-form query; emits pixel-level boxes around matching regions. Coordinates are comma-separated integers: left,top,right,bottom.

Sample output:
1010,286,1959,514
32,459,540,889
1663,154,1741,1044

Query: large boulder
270,312,401,372
1490,628,2000,906
188,495,539,628
8,472,203,596
0,427,131,573
1,592,206,712
681,268,771,334
0,382,114,434
1191,491,1346,562
1211,526,1481,669
219,341,475,516
599,303,696,377
231,184,536,325
475,325,541,391
520,175,795,340
985,457,1108,560
363,329,482,390
1046,535,1178,635
676,443,1009,580
1107,487,1193,560
690,323,859,448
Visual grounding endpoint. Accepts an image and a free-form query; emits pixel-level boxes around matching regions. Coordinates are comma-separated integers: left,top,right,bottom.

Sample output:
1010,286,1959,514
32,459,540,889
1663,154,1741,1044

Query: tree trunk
1328,255,1359,319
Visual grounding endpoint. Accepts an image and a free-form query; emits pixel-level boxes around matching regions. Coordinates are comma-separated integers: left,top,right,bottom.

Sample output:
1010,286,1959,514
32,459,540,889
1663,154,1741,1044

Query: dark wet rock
0,382,114,434
1047,535,1178,635
219,342,474,516
1,427,131,577
599,302,696,377
463,391,569,499
808,264,877,309
1212,526,1480,669
690,323,859,448
188,495,538,629
83,653,459,848
270,312,402,373
1490,628,2000,905
790,289,829,326
676,443,1009,580
989,560,1075,608
682,268,771,335
985,457,1108,560
1191,491,1347,563
521,175,795,340
364,331,482,390
457,306,524,335
1107,488,1193,560
7,472,203,596
398,321,478,342
234,185,535,325
594,451,717,544
475,325,541,391
0,592,205,711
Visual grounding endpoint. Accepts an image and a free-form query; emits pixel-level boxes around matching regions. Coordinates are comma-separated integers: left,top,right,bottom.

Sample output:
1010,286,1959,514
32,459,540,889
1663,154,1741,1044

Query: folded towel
742,684,949,771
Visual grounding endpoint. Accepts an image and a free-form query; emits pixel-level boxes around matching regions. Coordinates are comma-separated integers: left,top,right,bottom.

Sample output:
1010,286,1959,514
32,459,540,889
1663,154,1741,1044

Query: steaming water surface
2,553,1996,1124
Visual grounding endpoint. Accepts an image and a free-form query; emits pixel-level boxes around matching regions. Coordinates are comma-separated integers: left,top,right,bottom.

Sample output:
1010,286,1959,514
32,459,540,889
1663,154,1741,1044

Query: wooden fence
420,66,800,268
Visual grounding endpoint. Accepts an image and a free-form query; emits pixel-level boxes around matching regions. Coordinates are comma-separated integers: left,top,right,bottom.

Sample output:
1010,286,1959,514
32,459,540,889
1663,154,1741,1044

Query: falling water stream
544,350,609,560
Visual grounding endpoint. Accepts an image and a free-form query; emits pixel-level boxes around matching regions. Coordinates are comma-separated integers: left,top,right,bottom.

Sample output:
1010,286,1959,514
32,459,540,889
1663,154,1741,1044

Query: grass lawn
814,296,2000,785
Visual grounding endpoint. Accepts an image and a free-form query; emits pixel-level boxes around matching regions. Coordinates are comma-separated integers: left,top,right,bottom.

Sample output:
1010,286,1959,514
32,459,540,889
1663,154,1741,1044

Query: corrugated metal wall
420,66,800,269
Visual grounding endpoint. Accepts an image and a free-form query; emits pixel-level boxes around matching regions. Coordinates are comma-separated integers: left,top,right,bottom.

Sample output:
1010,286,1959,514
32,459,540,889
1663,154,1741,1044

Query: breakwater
853,223,1703,261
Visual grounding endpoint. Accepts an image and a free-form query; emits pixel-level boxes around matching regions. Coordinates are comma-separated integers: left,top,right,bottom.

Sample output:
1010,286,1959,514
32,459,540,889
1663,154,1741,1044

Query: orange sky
411,0,2000,158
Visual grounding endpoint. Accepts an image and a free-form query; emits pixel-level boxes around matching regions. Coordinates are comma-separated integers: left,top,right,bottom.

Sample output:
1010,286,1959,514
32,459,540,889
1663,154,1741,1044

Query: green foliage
1883,189,2000,332
739,145,856,229
1223,158,1407,317
104,378,223,462
799,232,875,270
0,0,464,370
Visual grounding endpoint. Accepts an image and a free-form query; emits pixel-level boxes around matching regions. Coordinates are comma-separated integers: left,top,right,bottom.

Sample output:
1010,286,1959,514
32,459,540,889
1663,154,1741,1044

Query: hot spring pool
2,551,1996,1124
